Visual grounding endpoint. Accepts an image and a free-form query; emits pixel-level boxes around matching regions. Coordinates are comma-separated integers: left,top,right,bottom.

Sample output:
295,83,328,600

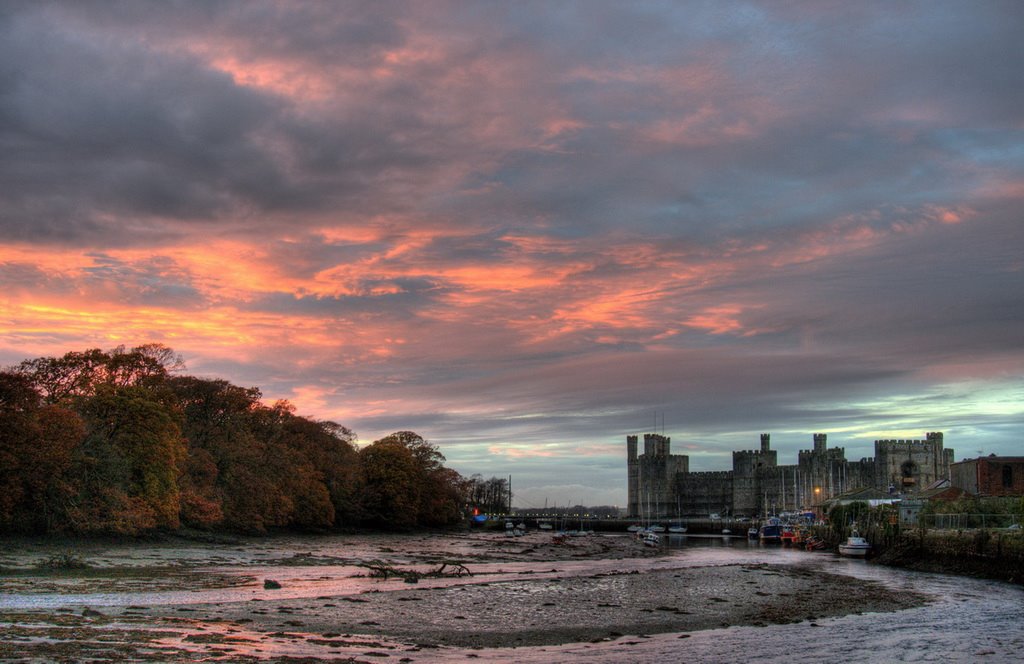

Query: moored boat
759,517,782,543
838,531,871,557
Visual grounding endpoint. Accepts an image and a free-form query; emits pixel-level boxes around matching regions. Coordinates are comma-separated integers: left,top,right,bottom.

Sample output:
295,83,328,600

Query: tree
466,475,511,514
0,372,84,533
15,348,108,403
72,385,186,534
3,346,482,536
358,432,468,529
358,437,422,529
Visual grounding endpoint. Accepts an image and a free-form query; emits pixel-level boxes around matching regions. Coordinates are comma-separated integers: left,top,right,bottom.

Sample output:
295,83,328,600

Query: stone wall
627,433,689,518
628,430,953,519
874,433,951,492
674,470,733,517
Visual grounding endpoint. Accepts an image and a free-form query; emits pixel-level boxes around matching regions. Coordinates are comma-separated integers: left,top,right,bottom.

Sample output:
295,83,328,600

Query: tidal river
0,532,1020,662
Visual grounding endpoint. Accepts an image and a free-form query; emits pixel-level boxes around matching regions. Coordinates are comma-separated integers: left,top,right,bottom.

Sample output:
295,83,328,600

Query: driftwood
357,560,472,582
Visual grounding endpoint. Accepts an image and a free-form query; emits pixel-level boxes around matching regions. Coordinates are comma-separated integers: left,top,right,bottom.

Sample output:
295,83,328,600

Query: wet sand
0,531,931,660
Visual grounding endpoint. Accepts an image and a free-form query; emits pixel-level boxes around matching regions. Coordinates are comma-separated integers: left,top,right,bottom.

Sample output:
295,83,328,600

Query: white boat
642,531,660,547
626,524,643,533
668,524,687,534
648,524,666,533
838,532,871,557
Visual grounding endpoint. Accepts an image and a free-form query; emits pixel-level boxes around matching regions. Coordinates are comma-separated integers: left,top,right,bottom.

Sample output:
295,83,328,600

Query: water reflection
2,534,1021,662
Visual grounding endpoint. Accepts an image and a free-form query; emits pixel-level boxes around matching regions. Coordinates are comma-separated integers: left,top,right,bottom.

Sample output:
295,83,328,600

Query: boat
804,535,826,551
505,520,525,537
747,526,759,539
642,531,660,547
721,528,732,535
780,525,797,545
538,520,553,531
668,523,688,534
838,531,872,557
648,524,666,533
626,524,643,533
759,517,782,543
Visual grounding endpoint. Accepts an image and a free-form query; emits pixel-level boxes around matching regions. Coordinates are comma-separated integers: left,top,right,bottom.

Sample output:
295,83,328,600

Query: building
627,431,954,519
950,456,1024,497
898,480,966,526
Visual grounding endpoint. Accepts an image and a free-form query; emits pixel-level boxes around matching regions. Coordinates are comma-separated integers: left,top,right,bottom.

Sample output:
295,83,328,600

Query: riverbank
0,532,933,661
873,529,1024,584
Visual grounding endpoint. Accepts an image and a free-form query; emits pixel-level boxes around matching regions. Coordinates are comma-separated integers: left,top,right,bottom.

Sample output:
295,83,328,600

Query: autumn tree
359,435,424,529
358,432,467,529
3,346,471,535
0,372,85,532
70,385,186,534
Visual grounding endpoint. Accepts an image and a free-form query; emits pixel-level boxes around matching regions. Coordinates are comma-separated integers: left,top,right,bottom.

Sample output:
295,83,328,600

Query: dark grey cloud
1,1,1022,506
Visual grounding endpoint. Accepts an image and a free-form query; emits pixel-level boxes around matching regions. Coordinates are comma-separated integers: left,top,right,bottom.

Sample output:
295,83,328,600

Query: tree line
0,345,506,536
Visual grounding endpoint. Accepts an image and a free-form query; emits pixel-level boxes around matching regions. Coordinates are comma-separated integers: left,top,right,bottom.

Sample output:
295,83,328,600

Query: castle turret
760,433,770,453
813,433,827,454
627,435,639,517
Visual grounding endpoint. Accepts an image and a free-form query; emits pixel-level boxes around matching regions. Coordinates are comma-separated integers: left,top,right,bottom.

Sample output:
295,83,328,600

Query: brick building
950,456,1024,496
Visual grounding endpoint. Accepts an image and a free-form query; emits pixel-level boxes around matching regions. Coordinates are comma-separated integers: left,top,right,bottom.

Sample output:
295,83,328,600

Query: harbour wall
874,529,1024,584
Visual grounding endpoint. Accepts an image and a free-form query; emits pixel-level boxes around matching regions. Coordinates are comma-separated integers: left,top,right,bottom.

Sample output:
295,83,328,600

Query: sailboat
667,497,687,533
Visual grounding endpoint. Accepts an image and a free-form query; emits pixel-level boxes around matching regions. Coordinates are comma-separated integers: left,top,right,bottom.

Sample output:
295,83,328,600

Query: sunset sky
1,1,1022,507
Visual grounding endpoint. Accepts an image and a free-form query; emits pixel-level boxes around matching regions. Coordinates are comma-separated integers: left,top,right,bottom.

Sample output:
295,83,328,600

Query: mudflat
0,531,929,661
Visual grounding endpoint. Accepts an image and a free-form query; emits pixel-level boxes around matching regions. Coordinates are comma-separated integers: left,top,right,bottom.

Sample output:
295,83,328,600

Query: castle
627,431,954,518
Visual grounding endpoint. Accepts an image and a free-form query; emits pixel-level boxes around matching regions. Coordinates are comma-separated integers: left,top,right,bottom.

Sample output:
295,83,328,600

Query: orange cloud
684,304,748,336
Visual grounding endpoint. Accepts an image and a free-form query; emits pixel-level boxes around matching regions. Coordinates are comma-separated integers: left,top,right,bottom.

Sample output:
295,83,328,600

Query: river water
508,537,1024,663
1,533,1021,662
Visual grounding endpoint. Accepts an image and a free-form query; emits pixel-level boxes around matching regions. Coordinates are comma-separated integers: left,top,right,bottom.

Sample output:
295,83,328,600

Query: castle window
900,460,917,486
1003,465,1013,489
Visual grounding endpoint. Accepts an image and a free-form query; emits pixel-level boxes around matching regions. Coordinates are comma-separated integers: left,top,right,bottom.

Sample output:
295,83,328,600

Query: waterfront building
951,456,1024,497
626,431,954,518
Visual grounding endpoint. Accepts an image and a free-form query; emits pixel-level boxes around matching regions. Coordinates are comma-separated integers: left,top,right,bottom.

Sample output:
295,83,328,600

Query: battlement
875,439,936,451
799,446,845,459
682,470,733,480
642,432,671,458
733,449,774,458
875,432,944,452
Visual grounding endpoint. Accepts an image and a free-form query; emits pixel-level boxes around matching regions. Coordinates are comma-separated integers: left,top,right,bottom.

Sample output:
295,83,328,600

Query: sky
1,1,1022,508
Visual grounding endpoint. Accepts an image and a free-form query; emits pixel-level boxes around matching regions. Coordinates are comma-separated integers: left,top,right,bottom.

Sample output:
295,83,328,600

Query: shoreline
0,531,941,660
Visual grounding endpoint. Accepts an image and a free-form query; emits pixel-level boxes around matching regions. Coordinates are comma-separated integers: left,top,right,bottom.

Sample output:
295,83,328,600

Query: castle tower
627,435,639,517
760,433,770,453
813,433,827,454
